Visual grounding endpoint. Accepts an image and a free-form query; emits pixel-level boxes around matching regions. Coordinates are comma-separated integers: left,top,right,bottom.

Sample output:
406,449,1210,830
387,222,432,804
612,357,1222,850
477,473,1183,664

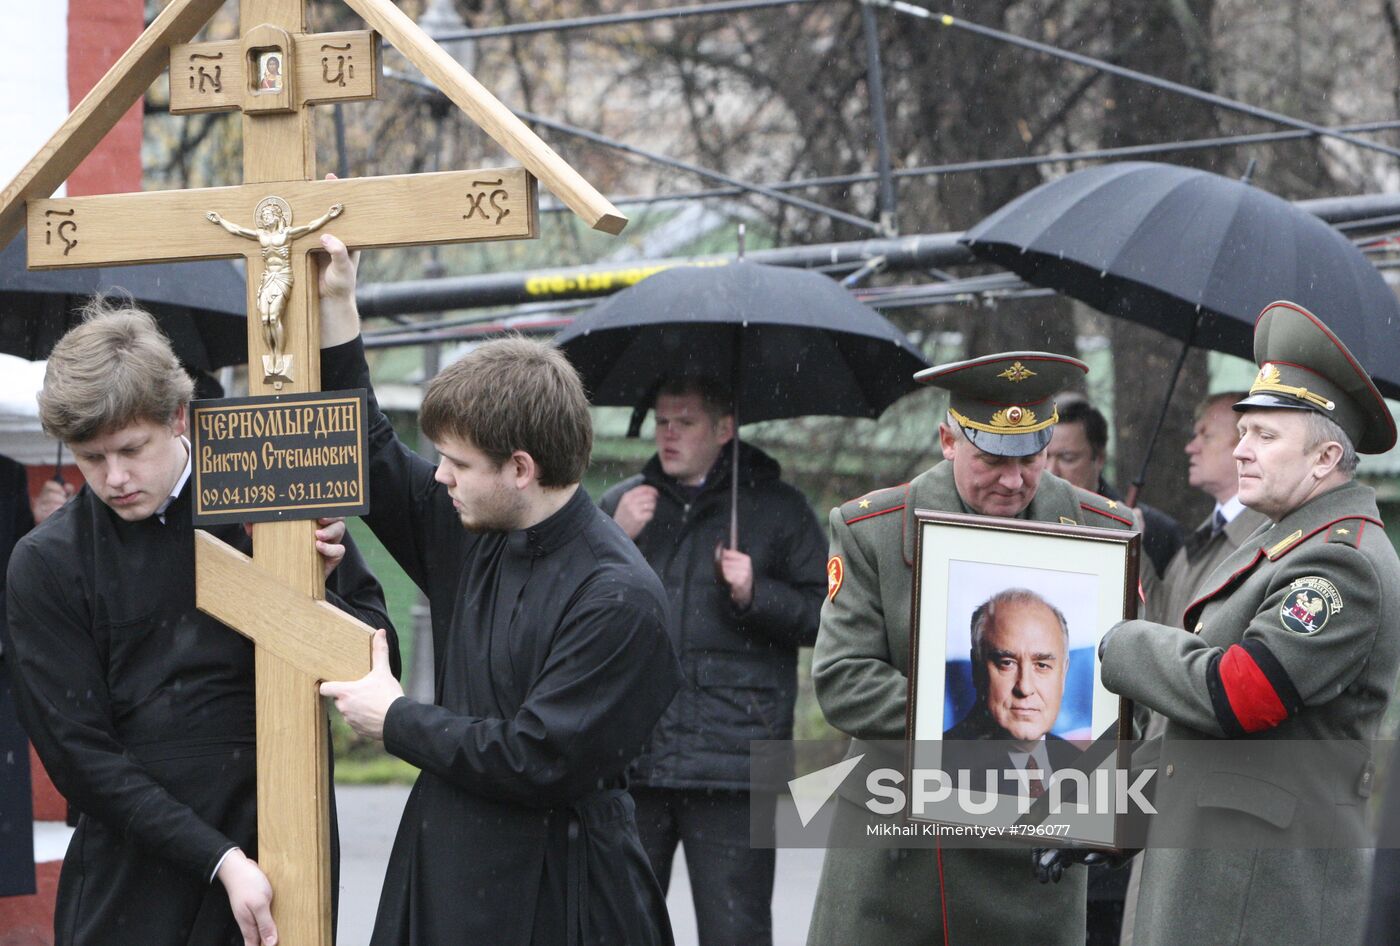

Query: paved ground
335,784,823,946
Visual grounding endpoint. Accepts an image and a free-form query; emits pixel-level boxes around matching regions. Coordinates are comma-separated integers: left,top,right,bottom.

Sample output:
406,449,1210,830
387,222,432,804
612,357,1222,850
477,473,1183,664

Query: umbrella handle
1127,314,1199,507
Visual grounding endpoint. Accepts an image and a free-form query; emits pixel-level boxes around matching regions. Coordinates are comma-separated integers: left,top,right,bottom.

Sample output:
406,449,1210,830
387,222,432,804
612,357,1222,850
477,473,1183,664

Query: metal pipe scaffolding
356,190,1400,319
425,0,824,42
868,0,1400,160
546,120,1400,213
356,232,970,317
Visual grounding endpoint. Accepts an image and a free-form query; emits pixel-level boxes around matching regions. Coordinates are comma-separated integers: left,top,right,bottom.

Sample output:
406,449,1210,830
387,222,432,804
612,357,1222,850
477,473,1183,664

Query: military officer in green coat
808,352,1134,946
1099,300,1400,946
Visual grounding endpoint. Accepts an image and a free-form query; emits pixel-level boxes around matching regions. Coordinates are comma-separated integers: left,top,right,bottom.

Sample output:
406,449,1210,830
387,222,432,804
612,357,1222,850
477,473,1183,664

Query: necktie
1185,511,1227,561
1024,755,1046,799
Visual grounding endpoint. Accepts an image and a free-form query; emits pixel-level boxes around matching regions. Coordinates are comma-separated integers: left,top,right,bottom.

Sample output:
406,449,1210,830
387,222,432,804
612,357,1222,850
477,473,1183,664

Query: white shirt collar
156,437,193,524
1215,494,1246,525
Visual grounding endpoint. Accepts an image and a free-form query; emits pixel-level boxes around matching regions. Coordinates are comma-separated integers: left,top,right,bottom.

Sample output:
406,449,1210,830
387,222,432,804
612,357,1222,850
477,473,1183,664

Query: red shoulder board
840,484,907,525
1324,518,1368,549
1079,500,1133,527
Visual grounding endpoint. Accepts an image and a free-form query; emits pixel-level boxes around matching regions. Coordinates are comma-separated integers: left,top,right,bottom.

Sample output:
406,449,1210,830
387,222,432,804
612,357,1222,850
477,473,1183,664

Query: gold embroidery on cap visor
997,361,1037,382
948,404,1059,435
1249,363,1337,412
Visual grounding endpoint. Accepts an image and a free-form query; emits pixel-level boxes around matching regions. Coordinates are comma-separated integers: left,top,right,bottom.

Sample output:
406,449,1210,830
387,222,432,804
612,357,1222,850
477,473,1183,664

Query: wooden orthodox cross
0,1,625,943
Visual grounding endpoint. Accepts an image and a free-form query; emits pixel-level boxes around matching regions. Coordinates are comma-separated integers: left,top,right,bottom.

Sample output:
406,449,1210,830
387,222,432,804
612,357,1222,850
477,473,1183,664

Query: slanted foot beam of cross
194,532,376,941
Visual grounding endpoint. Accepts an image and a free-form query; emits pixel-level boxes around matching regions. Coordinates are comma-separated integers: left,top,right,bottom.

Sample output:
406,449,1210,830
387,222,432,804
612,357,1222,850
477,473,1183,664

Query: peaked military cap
1234,300,1397,454
914,352,1089,457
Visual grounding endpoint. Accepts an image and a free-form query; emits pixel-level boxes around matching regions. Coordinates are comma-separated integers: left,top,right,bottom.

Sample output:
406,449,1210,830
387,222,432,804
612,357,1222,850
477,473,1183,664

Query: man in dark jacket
316,235,680,946
599,376,827,946
1048,398,1184,579
3,302,393,946
0,457,68,900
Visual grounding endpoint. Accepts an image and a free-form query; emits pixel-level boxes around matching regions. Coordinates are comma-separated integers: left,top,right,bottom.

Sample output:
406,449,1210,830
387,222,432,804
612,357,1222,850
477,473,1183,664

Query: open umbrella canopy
961,161,1400,398
554,261,931,425
0,231,247,371
0,354,56,466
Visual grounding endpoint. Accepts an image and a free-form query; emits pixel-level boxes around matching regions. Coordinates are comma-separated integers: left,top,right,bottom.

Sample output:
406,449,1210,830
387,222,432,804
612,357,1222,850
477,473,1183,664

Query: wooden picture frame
905,510,1140,850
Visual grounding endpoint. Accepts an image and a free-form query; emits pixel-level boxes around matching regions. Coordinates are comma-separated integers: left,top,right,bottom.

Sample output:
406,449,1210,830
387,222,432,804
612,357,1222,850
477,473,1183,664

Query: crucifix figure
0,0,626,943
206,197,344,386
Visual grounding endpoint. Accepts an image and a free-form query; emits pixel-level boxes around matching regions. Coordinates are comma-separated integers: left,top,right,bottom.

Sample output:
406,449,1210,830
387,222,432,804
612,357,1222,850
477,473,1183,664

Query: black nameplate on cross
191,390,369,524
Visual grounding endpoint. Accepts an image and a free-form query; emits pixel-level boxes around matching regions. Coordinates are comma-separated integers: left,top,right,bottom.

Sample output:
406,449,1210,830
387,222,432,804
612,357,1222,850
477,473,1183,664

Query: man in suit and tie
1047,398,1184,580
944,588,1080,795
1144,392,1269,629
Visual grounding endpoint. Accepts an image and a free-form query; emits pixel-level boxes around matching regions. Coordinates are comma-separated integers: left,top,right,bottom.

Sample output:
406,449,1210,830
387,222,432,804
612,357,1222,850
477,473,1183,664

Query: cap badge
1250,362,1336,412
998,361,1036,382
991,405,1035,428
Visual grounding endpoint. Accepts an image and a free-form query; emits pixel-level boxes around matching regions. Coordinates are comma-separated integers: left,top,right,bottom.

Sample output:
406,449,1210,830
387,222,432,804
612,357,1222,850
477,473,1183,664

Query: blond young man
2,302,393,946
600,376,826,946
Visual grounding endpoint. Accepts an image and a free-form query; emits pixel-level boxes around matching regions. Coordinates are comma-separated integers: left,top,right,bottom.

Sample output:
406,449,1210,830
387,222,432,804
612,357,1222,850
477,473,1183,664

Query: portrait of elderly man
944,588,1081,792
807,351,1132,946
947,588,1068,742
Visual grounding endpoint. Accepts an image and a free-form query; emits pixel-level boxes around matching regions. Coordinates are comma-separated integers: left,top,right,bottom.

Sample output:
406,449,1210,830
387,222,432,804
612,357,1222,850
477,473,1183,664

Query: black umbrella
0,230,248,371
960,161,1400,500
554,260,931,544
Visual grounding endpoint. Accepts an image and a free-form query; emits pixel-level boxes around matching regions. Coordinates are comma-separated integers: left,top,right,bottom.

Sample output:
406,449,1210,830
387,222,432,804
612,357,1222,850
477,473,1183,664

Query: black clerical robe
2,481,394,945
322,339,681,946
1,455,37,898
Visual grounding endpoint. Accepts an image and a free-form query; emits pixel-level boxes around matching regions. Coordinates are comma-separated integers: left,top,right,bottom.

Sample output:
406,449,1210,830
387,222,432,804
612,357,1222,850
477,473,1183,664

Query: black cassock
2,479,394,945
1,455,37,898
322,340,682,946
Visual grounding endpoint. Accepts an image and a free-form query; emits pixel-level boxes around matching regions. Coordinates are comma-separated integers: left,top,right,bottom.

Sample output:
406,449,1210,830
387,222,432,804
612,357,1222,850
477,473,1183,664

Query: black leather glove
1032,848,1132,884
1097,620,1126,662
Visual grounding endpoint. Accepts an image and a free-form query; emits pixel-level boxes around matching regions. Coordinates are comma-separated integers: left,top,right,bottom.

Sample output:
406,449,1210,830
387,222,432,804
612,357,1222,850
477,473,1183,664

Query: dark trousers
632,786,774,946
0,665,35,898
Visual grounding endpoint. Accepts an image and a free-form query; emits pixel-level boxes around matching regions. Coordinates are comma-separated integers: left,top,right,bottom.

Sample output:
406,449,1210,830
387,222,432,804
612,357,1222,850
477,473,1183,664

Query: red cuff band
1218,644,1289,733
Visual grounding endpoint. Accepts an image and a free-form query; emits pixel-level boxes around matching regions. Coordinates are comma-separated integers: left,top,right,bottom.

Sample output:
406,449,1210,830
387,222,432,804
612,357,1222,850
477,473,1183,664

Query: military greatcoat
1123,504,1268,946
807,461,1132,946
1145,507,1270,629
1101,480,1400,946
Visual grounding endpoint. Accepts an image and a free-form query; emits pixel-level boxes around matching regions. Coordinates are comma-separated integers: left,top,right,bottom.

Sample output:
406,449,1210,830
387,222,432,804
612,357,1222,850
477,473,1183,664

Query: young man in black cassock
2,302,395,946
316,235,682,946
0,458,69,899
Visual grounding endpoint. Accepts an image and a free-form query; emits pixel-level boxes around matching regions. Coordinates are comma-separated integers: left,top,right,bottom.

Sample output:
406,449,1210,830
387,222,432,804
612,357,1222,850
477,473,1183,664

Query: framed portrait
906,510,1139,850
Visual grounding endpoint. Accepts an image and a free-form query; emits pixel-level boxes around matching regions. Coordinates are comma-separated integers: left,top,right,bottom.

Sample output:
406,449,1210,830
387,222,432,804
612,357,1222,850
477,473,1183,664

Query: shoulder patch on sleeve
826,556,844,600
841,484,908,525
1278,577,1343,634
